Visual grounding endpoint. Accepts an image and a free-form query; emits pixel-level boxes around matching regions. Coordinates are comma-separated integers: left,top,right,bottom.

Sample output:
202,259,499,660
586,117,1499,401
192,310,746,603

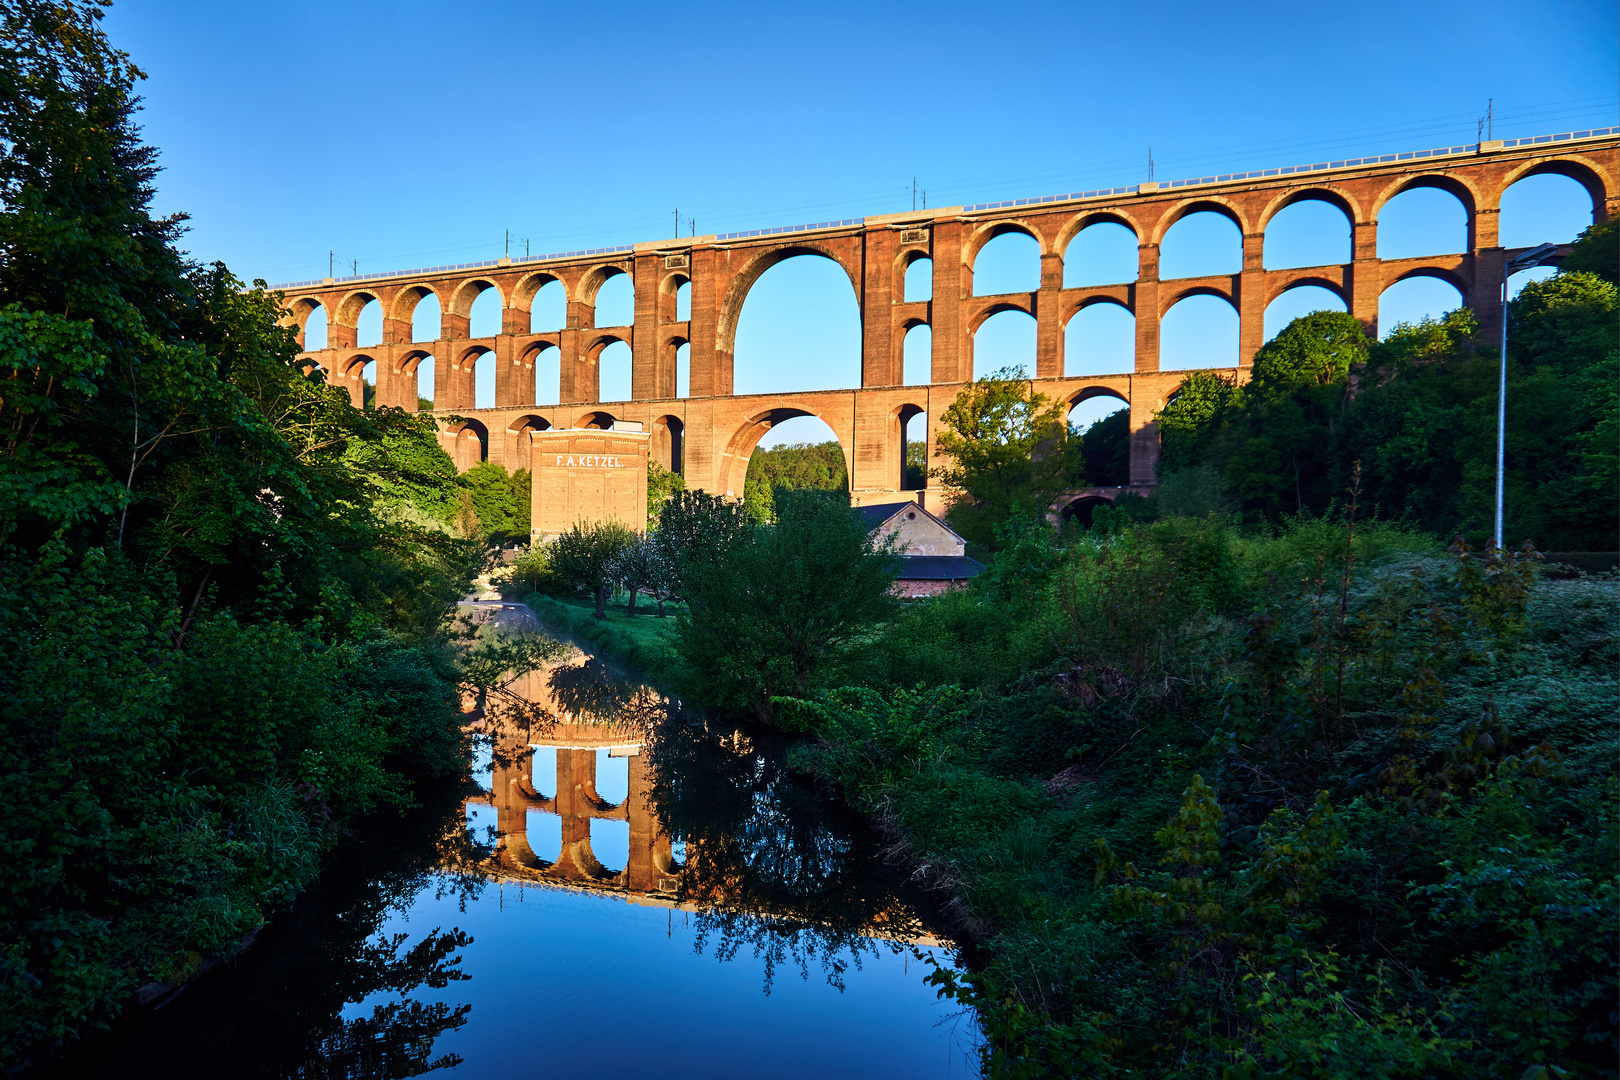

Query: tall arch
592,270,634,328
652,415,684,474
290,297,327,350
972,307,1036,379
1497,156,1612,225
1262,196,1353,270
715,242,863,363
725,249,862,395
1159,204,1244,279
390,284,441,343
397,350,434,410
1498,170,1599,248
1160,294,1239,370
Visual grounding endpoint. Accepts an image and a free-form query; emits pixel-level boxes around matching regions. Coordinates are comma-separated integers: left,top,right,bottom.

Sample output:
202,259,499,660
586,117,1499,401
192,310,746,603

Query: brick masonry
278,135,1618,523
529,429,649,538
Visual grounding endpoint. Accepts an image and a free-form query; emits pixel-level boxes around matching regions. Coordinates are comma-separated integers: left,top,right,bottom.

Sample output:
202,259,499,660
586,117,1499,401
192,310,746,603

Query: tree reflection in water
643,709,931,994
38,779,492,1080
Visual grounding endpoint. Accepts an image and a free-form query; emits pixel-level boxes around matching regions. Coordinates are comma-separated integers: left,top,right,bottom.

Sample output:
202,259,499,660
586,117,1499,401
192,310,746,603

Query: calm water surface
49,621,975,1078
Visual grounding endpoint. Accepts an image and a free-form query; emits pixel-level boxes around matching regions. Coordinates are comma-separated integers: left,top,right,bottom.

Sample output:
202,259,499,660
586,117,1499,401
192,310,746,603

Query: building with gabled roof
858,501,985,597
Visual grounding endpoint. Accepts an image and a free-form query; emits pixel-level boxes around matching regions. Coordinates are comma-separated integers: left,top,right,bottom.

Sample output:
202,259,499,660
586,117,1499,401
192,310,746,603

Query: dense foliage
663,488,899,724
787,516,1617,1078
461,461,530,541
1153,231,1618,550
741,439,847,522
0,3,499,1066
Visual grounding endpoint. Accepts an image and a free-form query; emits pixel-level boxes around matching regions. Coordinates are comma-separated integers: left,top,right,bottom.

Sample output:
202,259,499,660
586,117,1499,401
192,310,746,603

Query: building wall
530,429,649,538
878,508,966,556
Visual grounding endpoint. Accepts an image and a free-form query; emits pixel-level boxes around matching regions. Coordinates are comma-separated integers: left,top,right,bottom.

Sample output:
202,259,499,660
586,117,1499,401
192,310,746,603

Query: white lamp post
1495,241,1562,549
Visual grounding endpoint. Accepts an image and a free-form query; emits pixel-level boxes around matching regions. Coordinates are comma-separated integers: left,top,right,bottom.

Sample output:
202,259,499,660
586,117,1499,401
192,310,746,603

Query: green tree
654,489,753,598
741,440,848,523
1557,218,1616,284
1076,407,1130,487
932,367,1069,550
1154,370,1241,474
675,489,899,723
548,520,635,618
462,461,530,540
648,460,685,519
1246,309,1369,398
1506,270,1617,371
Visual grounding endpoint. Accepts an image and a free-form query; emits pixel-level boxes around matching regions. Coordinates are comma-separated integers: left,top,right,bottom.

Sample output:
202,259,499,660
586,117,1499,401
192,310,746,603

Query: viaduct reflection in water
469,647,944,984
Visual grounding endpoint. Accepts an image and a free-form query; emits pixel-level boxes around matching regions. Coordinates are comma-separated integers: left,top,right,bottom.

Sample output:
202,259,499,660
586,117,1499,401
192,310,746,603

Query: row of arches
297,270,693,351
297,167,1596,353
945,169,1594,295
443,412,687,475
323,261,1479,408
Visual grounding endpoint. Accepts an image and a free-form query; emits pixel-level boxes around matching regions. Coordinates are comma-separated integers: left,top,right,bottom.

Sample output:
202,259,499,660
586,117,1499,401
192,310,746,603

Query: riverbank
522,592,682,681
783,523,1620,1078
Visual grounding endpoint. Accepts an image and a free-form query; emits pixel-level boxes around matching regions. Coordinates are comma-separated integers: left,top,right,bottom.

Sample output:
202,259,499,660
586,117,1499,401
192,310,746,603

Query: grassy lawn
525,592,682,676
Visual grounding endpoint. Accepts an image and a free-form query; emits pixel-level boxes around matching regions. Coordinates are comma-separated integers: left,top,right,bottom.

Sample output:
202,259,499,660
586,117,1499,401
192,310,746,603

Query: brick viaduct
277,130,1617,515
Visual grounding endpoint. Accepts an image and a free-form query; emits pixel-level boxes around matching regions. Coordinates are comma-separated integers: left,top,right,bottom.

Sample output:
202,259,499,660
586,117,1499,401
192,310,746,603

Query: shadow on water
36,777,492,1080
42,626,970,1077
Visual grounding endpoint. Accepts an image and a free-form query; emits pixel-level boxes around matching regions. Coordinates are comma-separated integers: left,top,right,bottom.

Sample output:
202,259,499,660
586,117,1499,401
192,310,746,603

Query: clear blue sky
105,0,1617,443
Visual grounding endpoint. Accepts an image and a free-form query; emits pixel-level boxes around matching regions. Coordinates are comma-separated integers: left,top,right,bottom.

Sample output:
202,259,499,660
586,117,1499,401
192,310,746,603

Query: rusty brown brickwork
279,135,1618,517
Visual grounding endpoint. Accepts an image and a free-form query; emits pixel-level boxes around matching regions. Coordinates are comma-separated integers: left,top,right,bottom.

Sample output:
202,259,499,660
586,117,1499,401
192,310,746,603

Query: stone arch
1371,172,1481,221
1065,384,1130,409
891,402,928,491
662,334,688,399
336,353,374,408
448,418,489,472
395,349,435,410
1160,293,1240,370
715,242,863,359
333,289,381,329
1054,208,1142,257
1496,155,1613,224
1166,282,1236,306
1255,185,1363,232
512,270,564,309
1388,264,1469,296
288,296,326,350
968,299,1035,333
447,277,504,319
579,263,631,306
288,296,325,332
575,410,617,430
964,218,1050,264
719,405,851,496
1063,300,1135,376
584,332,630,376
901,250,933,302
508,414,552,472
659,270,690,324
969,224,1044,297
1150,196,1250,245
1061,291,1134,325
388,283,440,327
1057,493,1116,528
1265,274,1346,306
652,414,684,473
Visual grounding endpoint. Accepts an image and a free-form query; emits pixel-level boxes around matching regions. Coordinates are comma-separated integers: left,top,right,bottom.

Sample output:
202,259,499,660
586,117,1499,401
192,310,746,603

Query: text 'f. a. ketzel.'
555,455,628,468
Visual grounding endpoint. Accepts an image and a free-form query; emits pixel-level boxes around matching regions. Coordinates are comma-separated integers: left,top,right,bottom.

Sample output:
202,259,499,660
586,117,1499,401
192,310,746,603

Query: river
43,606,976,1078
